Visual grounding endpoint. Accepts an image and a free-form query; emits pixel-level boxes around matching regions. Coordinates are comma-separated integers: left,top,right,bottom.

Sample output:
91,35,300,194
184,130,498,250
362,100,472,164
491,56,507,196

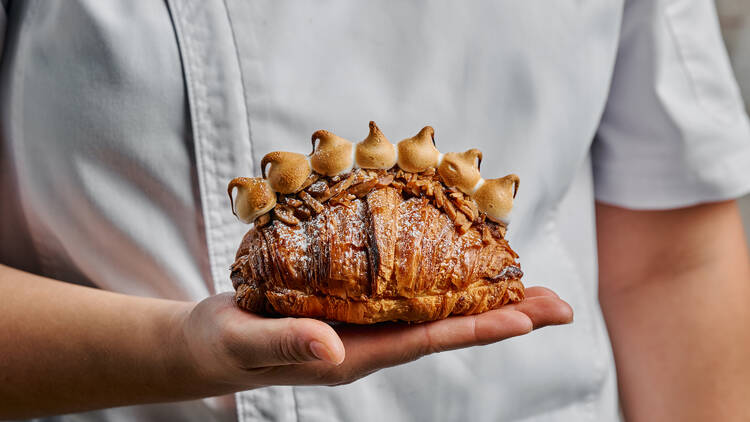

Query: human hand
179,286,572,391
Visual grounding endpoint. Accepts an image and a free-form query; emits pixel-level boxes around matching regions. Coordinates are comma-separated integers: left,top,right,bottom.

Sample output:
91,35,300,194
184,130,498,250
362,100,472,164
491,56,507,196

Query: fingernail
309,341,340,365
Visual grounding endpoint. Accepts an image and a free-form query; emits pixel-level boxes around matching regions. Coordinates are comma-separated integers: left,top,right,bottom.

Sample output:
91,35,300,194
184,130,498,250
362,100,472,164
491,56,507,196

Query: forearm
597,201,750,421
0,252,573,418
0,264,217,418
601,256,750,420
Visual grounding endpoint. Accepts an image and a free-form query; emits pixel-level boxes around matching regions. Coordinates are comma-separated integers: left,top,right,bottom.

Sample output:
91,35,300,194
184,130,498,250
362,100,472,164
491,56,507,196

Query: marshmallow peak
229,122,521,229
355,121,397,170
310,130,354,176
438,149,483,194
261,151,311,194
228,177,277,224
472,174,519,224
396,126,440,173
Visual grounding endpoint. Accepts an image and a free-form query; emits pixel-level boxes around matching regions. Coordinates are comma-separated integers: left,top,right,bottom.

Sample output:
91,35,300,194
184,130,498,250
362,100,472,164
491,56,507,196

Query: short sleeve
592,0,750,209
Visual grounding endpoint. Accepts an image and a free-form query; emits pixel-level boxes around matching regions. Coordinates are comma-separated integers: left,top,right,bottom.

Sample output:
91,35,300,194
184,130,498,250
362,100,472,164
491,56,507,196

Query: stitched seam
291,386,301,422
189,3,220,292
166,0,223,296
221,0,256,172
169,2,270,420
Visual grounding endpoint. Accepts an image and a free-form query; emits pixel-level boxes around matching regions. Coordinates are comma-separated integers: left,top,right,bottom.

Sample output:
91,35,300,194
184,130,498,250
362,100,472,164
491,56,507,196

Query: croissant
230,167,525,324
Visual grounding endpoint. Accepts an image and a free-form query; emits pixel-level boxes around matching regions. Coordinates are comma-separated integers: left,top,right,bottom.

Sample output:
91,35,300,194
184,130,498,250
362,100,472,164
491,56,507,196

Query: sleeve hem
594,143,750,210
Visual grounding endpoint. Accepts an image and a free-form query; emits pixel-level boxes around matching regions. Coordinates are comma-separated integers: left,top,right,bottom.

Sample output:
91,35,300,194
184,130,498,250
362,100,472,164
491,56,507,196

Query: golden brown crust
355,121,397,170
260,151,312,194
231,169,524,324
227,177,277,224
472,174,520,224
396,126,440,173
437,149,483,194
231,123,520,226
310,130,354,176
236,279,524,324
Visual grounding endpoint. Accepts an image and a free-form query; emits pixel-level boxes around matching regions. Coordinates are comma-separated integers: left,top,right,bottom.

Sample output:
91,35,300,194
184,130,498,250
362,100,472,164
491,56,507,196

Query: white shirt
1,1,749,421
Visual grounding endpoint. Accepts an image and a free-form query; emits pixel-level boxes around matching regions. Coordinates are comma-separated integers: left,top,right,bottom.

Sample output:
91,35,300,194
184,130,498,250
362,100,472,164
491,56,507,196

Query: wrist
155,300,227,398
165,298,244,397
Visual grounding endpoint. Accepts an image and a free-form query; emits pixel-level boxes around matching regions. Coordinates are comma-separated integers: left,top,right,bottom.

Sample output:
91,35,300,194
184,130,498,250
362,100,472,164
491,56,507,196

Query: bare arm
0,263,572,419
0,265,203,416
597,200,750,421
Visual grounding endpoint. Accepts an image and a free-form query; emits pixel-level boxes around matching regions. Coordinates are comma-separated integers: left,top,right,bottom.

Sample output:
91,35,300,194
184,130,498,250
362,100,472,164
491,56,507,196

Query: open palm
183,287,572,390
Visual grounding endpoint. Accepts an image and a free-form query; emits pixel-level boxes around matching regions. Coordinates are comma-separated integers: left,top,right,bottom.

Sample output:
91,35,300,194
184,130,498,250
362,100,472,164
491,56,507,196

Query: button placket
166,1,296,421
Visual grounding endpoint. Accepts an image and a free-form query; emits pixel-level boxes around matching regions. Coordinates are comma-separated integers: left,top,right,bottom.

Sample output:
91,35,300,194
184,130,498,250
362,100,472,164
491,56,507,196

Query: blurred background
717,0,750,246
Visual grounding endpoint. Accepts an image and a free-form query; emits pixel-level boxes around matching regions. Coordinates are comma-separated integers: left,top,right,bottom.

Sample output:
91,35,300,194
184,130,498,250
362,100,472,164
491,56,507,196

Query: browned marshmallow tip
310,130,354,176
228,177,277,224
261,151,312,194
472,174,520,224
396,126,440,173
355,121,397,170
437,148,483,194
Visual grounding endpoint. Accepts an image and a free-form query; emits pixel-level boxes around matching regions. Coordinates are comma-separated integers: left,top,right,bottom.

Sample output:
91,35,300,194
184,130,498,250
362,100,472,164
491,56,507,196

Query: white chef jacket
1,1,749,421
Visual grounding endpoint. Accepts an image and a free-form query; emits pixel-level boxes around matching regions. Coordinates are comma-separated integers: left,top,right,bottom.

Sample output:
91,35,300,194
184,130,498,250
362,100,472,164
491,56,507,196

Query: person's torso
0,1,624,420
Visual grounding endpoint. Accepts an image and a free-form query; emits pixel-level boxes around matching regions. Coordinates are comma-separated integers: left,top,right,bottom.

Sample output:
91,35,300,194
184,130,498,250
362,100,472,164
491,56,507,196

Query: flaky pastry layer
231,170,524,324
236,279,524,324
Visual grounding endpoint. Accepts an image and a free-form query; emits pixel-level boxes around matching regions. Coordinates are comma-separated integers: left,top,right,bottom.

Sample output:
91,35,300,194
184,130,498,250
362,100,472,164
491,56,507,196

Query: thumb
246,317,345,367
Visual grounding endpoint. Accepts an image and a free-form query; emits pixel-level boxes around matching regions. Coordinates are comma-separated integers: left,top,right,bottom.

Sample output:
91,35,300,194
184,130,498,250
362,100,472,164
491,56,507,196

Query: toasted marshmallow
437,149,483,194
261,151,312,194
471,174,519,224
396,126,440,173
355,121,397,170
228,177,277,224
310,130,354,176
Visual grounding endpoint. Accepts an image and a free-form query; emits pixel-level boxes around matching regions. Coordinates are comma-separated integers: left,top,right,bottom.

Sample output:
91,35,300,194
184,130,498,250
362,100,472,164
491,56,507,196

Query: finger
524,286,560,299
254,309,535,386
229,316,345,367
328,299,568,380
338,309,533,368
421,308,534,352
504,295,573,328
